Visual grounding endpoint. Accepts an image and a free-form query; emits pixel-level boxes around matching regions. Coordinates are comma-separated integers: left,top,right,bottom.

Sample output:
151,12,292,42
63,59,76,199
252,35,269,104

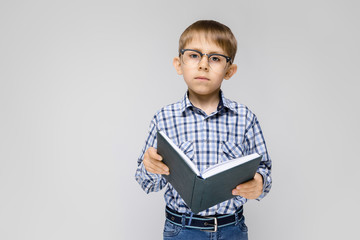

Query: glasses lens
208,55,227,71
182,50,201,65
182,50,229,72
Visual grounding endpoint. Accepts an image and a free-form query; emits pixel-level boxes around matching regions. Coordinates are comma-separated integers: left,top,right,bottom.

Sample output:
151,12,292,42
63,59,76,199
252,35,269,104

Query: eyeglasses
180,49,232,72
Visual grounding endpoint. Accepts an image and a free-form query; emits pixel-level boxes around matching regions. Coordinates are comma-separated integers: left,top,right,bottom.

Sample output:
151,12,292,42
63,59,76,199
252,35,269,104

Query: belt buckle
201,216,218,232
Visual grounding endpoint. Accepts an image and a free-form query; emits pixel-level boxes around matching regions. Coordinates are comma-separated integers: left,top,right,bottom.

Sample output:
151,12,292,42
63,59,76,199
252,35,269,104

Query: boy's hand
232,173,263,199
143,147,170,175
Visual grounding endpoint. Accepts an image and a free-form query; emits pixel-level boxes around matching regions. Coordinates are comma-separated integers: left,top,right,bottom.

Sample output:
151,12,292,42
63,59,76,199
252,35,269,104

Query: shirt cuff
255,169,271,201
137,162,164,193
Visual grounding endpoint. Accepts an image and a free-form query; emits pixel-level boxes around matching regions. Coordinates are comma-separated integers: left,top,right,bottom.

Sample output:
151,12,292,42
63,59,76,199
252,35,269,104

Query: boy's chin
187,88,221,97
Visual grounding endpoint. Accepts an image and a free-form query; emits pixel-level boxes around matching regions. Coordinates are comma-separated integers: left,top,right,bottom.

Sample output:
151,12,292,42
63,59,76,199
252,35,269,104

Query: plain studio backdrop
0,0,359,239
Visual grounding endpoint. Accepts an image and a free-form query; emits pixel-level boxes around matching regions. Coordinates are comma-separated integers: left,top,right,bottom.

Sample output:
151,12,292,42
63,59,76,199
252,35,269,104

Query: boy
135,20,272,239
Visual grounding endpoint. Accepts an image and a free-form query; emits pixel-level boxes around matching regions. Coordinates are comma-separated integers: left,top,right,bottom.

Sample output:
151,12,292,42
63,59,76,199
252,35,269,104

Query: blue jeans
163,216,248,240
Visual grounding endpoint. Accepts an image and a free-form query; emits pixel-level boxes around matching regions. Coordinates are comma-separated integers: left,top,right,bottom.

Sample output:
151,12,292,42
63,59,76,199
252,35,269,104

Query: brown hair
178,20,237,63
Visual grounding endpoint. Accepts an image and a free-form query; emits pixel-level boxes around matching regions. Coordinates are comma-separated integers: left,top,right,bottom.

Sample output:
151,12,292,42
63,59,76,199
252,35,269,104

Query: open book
157,130,262,213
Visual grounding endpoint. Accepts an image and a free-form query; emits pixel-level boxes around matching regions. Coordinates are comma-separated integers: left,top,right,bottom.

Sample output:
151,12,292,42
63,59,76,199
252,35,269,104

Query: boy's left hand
232,173,263,199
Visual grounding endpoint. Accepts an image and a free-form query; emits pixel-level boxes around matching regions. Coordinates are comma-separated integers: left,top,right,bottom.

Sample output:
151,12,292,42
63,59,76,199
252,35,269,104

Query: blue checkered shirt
135,91,272,216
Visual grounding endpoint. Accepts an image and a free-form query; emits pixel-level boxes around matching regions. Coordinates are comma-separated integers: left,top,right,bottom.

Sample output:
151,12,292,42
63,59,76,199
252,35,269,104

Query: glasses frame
180,49,232,68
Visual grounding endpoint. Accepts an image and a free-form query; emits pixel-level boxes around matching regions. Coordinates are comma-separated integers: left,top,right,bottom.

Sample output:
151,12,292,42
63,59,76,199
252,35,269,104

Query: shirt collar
180,91,193,113
220,91,238,113
180,90,238,114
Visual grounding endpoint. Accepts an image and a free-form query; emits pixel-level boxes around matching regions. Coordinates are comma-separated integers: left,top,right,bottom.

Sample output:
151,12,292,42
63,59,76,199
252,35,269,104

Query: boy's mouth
195,76,209,81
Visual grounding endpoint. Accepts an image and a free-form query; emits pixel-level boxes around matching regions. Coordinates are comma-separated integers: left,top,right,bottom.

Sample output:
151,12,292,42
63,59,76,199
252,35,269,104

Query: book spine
190,177,206,214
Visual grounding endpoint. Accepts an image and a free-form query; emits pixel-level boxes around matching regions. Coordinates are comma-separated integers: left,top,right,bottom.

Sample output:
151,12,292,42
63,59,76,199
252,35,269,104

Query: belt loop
188,212,194,226
235,207,243,225
235,210,239,225
181,214,186,227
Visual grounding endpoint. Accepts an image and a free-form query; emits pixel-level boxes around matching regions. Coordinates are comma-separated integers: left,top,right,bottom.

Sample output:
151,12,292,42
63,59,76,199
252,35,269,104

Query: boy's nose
198,55,210,71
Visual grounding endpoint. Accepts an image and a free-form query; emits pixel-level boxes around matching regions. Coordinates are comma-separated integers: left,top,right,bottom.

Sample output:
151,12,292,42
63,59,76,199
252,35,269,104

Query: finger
236,181,256,190
146,165,167,175
232,188,256,195
145,158,169,174
145,163,169,175
232,189,258,199
232,189,248,197
151,160,169,173
148,147,163,161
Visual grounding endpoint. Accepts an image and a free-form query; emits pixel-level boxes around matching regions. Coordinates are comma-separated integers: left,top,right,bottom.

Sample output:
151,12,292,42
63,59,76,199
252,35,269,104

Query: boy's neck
188,89,221,116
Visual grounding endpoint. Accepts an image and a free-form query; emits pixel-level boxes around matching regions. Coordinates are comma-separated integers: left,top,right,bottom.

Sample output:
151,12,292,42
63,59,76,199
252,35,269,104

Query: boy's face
173,34,237,99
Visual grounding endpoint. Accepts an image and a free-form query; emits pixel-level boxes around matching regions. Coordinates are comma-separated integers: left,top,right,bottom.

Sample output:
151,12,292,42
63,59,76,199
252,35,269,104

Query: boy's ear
224,64,237,80
173,57,183,75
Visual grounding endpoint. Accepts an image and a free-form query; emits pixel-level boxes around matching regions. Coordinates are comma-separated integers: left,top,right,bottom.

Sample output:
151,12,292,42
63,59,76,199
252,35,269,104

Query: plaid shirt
135,91,272,216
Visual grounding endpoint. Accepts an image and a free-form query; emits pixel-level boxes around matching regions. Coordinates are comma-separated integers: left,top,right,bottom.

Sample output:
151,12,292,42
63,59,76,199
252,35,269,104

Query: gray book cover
157,131,262,214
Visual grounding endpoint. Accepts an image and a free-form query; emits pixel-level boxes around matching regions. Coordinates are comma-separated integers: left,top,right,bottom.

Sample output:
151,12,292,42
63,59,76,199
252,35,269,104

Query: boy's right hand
143,147,170,175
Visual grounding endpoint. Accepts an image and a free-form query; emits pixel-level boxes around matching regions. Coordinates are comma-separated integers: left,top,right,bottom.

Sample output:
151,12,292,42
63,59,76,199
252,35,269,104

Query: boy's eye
189,53,200,59
209,55,224,63
210,56,220,62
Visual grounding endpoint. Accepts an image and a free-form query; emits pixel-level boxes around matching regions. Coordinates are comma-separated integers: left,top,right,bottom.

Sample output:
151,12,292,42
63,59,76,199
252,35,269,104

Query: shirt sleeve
134,116,167,193
245,112,272,201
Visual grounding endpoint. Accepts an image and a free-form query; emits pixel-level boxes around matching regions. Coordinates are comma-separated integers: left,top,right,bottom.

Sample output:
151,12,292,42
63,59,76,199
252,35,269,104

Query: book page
158,131,200,176
201,153,260,179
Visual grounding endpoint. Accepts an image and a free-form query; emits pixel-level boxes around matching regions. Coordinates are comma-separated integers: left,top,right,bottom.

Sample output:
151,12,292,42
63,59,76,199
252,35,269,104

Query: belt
165,207,243,232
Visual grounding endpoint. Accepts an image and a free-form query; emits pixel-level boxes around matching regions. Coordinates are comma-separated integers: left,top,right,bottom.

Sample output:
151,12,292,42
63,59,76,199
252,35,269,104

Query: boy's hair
179,20,237,63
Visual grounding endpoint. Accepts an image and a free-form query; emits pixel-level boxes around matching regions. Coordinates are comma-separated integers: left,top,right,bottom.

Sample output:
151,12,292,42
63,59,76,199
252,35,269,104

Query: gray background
1,0,359,239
